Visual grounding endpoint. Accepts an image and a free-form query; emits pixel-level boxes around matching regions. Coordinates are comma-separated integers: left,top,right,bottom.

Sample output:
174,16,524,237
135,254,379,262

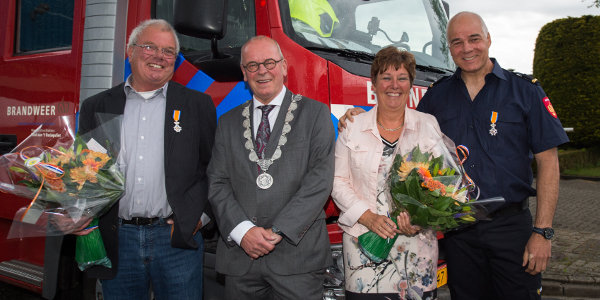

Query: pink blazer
332,105,443,237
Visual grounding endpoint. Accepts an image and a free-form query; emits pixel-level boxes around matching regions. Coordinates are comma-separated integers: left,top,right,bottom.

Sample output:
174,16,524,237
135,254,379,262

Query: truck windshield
282,0,455,70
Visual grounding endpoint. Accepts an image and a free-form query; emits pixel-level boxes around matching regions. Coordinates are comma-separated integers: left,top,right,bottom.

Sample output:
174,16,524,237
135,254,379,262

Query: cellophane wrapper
0,114,125,270
358,121,504,262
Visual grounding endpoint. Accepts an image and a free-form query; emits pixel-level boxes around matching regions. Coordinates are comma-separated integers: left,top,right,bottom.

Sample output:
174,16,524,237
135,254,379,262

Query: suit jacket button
251,217,257,223
111,225,116,230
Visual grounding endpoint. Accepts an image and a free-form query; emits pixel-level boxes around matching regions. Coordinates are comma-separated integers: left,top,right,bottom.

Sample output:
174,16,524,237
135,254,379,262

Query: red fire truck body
0,0,453,298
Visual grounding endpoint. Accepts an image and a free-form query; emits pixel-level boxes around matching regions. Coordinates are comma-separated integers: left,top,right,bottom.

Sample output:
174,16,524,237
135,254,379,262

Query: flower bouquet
0,115,125,270
358,121,504,262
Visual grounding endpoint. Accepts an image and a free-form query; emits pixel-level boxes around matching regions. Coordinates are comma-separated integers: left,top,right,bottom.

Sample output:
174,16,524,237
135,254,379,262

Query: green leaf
18,180,40,188
392,192,426,209
10,167,28,174
433,163,439,177
411,145,431,163
433,196,454,211
427,207,454,217
76,144,82,155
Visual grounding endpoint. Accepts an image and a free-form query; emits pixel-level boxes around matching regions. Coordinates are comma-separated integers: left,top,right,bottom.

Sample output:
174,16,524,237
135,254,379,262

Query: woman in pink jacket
332,46,441,300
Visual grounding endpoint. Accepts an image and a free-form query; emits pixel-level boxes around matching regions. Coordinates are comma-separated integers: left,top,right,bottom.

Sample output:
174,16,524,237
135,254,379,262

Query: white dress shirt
228,86,287,245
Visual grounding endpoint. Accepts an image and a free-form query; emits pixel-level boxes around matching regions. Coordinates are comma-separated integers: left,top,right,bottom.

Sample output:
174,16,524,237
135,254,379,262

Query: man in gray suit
207,36,335,299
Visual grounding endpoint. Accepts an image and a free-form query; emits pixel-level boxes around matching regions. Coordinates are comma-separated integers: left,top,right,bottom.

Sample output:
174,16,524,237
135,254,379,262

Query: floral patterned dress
343,138,438,300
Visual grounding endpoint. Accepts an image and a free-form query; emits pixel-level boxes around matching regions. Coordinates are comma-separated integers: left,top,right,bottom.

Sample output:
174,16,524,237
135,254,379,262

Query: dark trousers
445,208,542,300
225,257,325,300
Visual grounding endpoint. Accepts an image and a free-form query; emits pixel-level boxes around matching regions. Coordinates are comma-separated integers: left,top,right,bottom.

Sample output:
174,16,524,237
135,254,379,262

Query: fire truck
0,0,454,298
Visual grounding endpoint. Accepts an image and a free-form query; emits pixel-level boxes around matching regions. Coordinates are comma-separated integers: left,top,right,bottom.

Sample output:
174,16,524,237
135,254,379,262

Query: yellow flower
396,155,430,181
49,149,75,166
70,165,98,190
86,151,111,167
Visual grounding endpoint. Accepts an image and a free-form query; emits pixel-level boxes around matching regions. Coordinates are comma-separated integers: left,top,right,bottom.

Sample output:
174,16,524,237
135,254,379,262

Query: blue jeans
101,218,204,300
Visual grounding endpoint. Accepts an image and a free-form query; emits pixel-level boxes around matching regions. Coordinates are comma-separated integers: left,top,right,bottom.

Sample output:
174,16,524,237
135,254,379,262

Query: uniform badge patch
542,97,557,118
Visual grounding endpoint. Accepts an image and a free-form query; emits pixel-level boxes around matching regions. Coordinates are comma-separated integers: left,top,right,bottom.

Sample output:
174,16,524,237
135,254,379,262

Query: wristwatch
271,226,283,236
533,227,554,240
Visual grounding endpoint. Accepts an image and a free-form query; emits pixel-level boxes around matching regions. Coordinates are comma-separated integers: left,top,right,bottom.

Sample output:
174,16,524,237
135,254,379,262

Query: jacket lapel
106,83,127,115
263,90,292,159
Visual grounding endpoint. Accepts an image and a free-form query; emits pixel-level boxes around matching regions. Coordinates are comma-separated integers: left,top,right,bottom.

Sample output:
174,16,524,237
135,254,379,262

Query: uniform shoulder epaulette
511,71,540,85
428,75,451,88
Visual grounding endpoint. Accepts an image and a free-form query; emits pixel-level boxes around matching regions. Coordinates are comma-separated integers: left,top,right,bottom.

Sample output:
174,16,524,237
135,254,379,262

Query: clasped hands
240,227,283,259
359,210,421,239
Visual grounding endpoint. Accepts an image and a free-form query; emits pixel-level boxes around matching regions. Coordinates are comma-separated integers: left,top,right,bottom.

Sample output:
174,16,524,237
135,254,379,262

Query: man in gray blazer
208,36,335,299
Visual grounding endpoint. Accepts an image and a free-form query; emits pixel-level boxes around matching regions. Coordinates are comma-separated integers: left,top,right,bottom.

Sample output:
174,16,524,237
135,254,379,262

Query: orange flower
438,170,443,175
417,166,432,181
45,177,67,193
421,179,446,195
82,158,101,171
70,166,98,190
39,169,66,192
86,151,111,167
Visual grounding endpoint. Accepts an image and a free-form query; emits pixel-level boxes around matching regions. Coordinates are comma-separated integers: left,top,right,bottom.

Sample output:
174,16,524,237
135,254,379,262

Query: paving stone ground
530,178,600,299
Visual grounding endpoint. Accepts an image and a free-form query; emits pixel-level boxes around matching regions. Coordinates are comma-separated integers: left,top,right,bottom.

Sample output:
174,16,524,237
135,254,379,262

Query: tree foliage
583,0,600,9
533,15,600,148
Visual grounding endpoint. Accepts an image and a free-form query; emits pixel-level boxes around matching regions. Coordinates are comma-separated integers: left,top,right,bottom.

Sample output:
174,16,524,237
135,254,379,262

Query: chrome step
0,260,43,287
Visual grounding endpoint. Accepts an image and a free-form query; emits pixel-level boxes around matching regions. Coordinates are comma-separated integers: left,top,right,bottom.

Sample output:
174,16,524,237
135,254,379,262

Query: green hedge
532,148,600,174
533,15,600,148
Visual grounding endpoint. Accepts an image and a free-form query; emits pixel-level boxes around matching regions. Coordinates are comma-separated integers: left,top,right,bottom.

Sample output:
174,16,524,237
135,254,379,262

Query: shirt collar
453,58,506,81
253,86,287,109
124,75,169,98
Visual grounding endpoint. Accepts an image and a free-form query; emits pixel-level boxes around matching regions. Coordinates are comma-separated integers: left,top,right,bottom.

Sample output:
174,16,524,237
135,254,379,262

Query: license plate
437,264,447,288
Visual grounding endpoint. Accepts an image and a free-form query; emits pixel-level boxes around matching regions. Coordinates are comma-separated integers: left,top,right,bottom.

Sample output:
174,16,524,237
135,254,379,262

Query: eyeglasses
242,59,283,73
133,44,178,58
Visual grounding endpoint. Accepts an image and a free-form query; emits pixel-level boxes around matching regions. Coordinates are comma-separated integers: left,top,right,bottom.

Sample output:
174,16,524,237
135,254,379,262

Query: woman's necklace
377,119,404,131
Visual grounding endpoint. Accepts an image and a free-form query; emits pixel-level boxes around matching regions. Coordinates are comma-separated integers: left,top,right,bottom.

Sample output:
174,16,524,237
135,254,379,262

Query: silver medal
272,148,282,160
489,124,497,136
278,135,287,146
282,124,291,134
285,112,294,122
257,173,273,189
249,151,258,162
243,128,252,139
245,140,254,150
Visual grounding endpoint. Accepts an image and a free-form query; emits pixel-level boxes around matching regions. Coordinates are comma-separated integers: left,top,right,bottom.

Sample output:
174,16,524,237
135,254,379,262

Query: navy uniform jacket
417,59,569,205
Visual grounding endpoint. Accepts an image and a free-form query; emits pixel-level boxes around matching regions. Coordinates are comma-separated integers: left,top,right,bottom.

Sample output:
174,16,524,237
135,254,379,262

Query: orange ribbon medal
173,110,182,132
489,111,498,136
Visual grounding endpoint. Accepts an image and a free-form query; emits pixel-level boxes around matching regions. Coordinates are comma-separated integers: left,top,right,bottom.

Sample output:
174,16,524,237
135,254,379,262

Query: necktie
256,105,275,159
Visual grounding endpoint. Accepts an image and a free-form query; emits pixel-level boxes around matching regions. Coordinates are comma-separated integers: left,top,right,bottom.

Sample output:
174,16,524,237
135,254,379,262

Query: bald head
240,36,284,65
447,12,489,45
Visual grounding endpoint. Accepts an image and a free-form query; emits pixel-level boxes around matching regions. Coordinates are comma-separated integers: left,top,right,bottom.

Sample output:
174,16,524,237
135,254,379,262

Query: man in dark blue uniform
416,11,569,300
338,11,569,300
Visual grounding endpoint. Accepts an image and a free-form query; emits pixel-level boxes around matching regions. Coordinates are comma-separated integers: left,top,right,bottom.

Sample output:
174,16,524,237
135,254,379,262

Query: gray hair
446,12,489,45
128,19,180,54
240,36,285,65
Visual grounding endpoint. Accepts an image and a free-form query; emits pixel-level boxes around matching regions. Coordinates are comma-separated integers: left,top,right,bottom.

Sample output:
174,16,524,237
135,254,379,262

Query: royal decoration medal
173,110,182,132
489,111,498,136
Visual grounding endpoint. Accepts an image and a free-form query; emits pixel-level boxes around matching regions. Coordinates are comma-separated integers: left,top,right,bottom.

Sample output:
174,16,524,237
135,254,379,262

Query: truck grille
0,260,43,287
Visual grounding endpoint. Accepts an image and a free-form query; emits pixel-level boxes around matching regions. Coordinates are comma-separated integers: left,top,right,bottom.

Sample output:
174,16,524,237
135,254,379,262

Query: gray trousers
225,257,325,300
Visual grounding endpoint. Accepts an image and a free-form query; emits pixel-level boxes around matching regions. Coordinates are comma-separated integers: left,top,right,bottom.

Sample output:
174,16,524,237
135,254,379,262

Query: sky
447,0,598,74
